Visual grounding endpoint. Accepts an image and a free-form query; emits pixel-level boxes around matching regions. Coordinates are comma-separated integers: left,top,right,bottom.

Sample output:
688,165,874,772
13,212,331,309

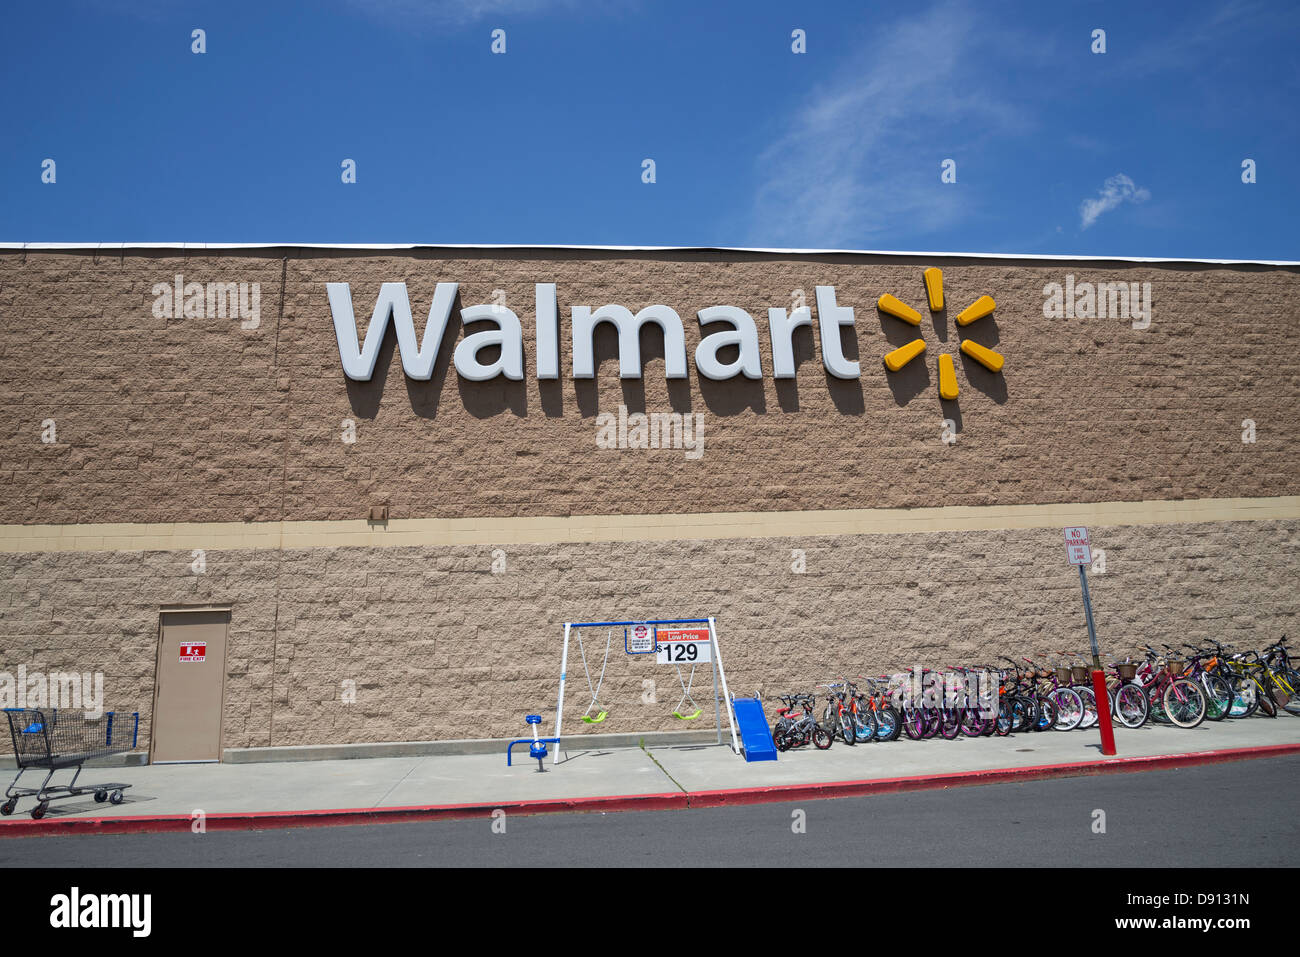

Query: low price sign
656,626,711,664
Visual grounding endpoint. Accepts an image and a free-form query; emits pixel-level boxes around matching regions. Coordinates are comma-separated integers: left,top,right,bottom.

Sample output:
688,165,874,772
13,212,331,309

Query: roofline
0,241,1296,267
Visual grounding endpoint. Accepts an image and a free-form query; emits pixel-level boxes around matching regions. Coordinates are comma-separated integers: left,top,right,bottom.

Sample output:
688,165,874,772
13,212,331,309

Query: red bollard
1091,670,1116,756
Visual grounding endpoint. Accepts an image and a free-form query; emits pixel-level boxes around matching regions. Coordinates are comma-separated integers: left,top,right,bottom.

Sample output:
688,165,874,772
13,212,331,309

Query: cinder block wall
1,248,1297,751
2,249,1297,524
1,520,1296,749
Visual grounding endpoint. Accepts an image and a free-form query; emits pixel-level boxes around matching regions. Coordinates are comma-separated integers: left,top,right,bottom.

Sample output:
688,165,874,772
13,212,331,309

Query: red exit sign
179,642,207,663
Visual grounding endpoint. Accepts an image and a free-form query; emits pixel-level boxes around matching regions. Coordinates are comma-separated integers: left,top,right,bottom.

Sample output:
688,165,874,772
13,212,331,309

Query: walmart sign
326,283,862,382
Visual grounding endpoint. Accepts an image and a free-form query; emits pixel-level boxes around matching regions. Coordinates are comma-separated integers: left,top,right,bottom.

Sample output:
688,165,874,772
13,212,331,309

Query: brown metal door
152,610,229,763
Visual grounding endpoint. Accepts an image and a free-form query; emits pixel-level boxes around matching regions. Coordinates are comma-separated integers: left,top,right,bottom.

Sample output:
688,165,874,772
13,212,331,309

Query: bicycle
1138,648,1207,728
1101,653,1150,728
773,694,832,751
1035,657,1086,731
859,676,901,742
1198,641,1263,718
932,668,966,740
1010,657,1060,732
993,659,1037,735
950,666,996,736
1221,649,1280,719
895,669,943,740
1172,643,1233,722
1262,637,1300,716
843,680,879,743
819,682,859,746
1057,650,1100,729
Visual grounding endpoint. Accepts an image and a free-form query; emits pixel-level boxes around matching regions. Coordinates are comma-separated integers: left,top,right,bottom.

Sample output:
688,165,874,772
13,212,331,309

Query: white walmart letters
327,283,871,383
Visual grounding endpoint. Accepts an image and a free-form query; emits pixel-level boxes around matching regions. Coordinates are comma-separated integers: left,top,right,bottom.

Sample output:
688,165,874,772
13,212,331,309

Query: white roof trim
0,241,1296,266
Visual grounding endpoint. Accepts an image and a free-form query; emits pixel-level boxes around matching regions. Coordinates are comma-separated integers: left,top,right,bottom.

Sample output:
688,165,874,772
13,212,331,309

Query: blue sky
2,0,1297,258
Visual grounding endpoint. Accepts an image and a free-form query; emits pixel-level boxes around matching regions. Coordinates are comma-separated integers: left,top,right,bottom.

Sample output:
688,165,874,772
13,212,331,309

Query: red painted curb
1,742,1296,837
685,742,1300,808
0,791,687,837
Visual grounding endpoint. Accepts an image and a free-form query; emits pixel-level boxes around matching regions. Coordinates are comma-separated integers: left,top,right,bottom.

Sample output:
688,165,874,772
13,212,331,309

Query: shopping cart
2,708,139,820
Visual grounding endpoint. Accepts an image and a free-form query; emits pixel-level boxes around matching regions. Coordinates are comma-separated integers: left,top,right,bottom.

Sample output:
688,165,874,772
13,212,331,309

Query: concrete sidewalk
3,716,1299,834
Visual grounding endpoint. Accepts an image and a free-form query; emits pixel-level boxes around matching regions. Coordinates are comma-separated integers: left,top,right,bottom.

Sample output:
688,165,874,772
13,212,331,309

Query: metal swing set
575,627,701,722
554,617,741,765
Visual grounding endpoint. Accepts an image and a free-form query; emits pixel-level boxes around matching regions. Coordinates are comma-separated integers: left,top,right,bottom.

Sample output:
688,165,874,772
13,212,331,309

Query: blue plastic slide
732,697,777,762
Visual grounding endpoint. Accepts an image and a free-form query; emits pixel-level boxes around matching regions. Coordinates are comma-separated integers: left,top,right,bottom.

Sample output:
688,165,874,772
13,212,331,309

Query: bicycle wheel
995,699,1016,736
1147,683,1170,723
813,726,833,750
874,706,901,741
940,709,962,739
1265,673,1296,714
853,710,877,742
1016,697,1039,733
1280,670,1300,715
960,708,990,736
1257,679,1277,717
1162,679,1206,728
1051,688,1084,731
1036,696,1058,731
839,711,856,745
1074,685,1098,728
902,707,925,740
1227,675,1258,718
1112,683,1149,728
774,729,789,752
1199,674,1233,722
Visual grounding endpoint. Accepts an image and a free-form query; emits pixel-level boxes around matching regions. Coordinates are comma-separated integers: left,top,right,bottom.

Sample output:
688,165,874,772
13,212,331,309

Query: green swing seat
672,709,702,721
576,628,615,726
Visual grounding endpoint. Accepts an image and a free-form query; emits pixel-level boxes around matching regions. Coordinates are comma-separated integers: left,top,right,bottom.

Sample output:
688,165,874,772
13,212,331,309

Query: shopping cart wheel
109,790,124,805
31,801,48,820
94,789,108,803
0,799,14,816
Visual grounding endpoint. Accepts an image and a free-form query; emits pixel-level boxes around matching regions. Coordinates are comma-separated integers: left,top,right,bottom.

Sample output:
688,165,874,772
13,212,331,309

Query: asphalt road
3,756,1296,867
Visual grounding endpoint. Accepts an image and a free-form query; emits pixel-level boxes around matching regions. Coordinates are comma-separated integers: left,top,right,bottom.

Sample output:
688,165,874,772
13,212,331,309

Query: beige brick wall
1,519,1295,751
2,248,1297,525
2,247,1297,752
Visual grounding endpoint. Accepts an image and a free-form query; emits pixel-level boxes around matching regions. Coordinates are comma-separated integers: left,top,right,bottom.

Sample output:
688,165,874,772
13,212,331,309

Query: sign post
1064,527,1116,755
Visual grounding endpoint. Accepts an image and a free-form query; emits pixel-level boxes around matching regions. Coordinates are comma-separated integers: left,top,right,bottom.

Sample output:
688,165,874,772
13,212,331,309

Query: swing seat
581,711,608,724
672,709,702,721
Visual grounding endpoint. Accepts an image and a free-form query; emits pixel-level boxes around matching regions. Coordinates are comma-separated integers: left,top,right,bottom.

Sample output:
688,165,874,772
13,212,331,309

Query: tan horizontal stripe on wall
2,496,1298,553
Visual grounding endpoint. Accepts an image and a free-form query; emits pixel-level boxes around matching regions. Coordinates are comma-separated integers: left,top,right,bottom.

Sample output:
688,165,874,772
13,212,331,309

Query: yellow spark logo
879,267,1004,402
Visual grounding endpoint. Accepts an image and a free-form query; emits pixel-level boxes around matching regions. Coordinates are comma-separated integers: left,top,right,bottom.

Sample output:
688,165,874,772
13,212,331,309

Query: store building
1,243,1297,760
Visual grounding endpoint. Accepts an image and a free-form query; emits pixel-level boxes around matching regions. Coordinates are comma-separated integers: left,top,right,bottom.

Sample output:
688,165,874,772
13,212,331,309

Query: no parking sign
1064,526,1092,565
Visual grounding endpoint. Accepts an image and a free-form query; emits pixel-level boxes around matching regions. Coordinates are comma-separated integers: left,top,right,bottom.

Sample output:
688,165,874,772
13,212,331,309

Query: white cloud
746,0,1035,247
1078,174,1150,230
